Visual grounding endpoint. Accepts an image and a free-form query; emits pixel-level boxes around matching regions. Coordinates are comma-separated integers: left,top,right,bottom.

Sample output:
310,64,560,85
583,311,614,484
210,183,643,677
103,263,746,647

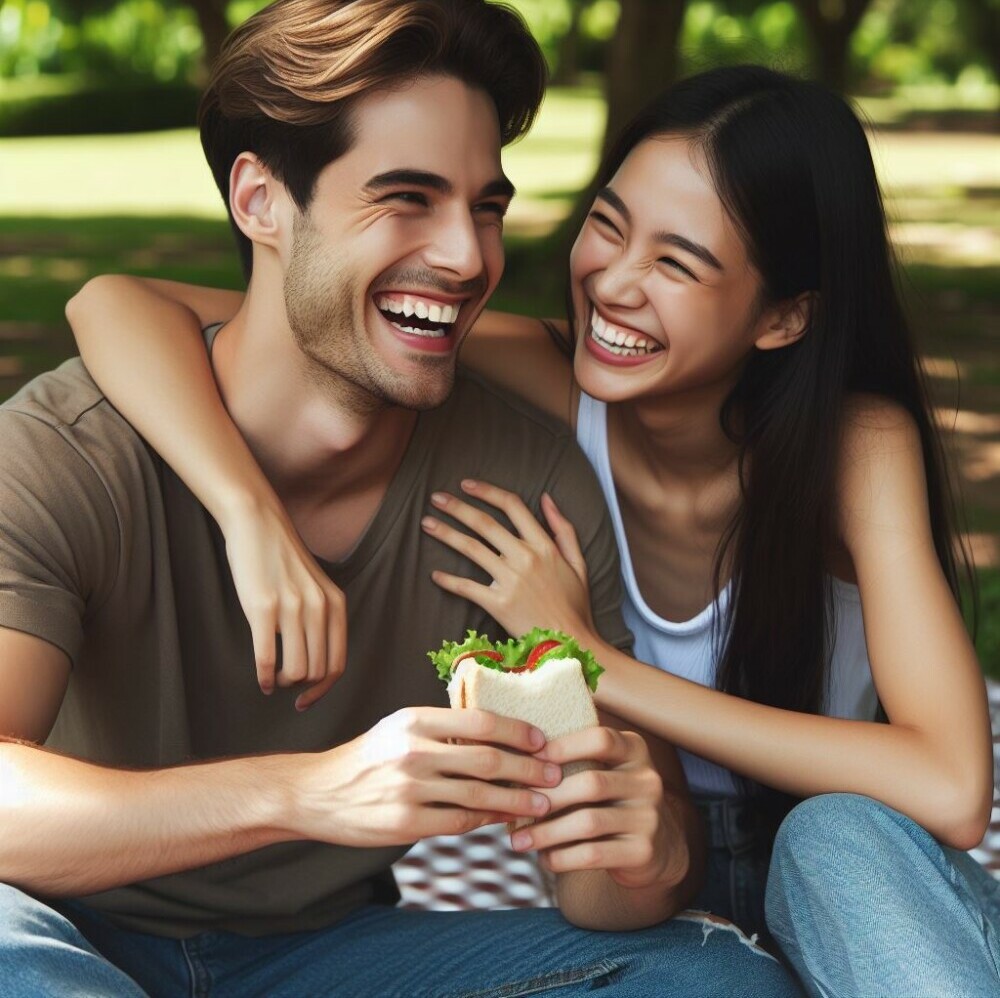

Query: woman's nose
591,256,647,311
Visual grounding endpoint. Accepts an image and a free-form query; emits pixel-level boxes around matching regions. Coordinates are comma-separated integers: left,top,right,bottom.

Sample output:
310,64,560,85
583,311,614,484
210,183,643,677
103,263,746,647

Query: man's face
282,74,511,411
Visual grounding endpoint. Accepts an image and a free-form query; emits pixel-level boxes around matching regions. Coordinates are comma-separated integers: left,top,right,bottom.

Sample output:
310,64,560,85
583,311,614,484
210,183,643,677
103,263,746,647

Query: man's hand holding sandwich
431,630,705,931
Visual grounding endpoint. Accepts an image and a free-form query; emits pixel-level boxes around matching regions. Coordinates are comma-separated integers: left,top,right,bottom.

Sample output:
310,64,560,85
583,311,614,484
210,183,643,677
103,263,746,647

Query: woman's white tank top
576,391,879,796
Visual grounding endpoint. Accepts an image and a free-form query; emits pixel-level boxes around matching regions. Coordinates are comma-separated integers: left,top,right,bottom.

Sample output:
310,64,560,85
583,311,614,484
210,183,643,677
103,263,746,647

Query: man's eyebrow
364,170,453,194
363,171,515,201
480,177,516,200
596,186,724,272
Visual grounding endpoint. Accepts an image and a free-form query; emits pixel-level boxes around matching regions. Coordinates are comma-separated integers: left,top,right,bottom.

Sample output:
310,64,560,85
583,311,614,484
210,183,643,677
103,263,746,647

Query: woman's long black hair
575,65,975,833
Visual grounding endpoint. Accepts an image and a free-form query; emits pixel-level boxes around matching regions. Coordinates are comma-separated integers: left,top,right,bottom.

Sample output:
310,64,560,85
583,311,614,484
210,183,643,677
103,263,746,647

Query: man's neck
211,282,418,515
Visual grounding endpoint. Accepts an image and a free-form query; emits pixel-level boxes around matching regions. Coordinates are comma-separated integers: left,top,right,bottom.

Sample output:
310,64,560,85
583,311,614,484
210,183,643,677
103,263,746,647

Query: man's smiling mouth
375,293,461,339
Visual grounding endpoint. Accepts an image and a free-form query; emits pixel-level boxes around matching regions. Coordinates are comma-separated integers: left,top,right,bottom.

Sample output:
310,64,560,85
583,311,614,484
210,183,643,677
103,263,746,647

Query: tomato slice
523,639,563,671
453,649,503,668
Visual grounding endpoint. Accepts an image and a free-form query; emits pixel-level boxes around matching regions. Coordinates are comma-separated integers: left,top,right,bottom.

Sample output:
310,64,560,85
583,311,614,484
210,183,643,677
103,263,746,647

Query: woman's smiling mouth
586,306,664,365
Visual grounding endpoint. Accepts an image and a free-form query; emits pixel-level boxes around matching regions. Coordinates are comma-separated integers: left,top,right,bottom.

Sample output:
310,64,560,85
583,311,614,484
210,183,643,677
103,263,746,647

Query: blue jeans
0,885,796,997
691,795,773,944
766,793,1000,997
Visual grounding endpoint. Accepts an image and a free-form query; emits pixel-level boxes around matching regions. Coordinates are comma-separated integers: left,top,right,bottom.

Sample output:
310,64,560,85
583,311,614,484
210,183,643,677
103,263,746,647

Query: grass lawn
1,84,998,674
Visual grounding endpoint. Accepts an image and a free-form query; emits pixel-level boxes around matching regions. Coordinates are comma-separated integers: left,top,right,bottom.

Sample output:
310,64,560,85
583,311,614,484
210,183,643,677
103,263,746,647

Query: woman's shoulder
839,393,923,466
835,393,931,540
460,310,576,425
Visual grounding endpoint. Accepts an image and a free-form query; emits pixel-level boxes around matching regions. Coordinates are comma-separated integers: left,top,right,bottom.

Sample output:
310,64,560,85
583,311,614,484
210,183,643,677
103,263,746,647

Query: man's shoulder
2,358,147,455
428,369,598,502
448,367,573,446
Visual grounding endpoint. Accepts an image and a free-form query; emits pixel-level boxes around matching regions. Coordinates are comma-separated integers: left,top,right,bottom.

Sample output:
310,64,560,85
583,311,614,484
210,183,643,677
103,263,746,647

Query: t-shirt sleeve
543,439,633,654
0,410,119,665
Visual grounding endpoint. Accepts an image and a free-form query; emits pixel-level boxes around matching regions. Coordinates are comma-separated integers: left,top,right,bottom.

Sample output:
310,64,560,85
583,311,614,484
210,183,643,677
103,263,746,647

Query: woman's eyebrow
595,186,724,272
653,232,724,272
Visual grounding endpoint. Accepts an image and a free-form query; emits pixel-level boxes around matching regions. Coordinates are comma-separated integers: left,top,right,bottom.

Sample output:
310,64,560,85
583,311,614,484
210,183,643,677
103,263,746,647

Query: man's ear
229,153,288,250
754,291,816,352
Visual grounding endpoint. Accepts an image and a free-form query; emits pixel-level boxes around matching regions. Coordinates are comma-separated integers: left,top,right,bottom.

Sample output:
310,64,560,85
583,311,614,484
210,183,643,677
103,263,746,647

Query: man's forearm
554,793,703,931
0,740,297,896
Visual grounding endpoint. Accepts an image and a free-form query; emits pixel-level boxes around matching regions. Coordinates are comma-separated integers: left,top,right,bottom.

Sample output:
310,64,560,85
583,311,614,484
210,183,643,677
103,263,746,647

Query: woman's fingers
428,491,521,556
421,514,506,577
460,480,552,546
429,569,497,612
541,492,589,587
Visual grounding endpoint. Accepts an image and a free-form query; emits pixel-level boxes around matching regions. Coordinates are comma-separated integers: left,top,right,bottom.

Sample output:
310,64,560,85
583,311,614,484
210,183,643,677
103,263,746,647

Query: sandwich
429,628,604,830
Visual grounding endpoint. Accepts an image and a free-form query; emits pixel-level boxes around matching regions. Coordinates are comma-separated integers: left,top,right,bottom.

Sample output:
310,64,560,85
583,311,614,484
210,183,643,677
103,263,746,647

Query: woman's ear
228,153,288,250
755,291,816,351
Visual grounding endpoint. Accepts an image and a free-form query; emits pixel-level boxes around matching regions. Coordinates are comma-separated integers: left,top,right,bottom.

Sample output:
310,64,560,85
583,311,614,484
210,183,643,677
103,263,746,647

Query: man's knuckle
469,710,496,739
475,747,502,778
579,809,602,837
633,840,655,867
584,769,607,797
451,809,478,835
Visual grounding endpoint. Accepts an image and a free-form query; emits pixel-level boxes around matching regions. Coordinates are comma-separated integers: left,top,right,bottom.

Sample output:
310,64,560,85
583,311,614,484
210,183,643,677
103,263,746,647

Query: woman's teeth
589,310,660,357
375,294,460,338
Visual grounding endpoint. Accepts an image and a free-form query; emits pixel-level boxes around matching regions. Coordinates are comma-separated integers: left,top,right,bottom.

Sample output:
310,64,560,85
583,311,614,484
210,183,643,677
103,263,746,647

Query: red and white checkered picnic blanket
393,680,1000,910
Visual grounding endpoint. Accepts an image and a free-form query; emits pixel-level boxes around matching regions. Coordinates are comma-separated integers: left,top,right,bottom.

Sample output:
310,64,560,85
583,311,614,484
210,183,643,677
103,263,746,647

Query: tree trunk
961,0,1000,88
602,0,687,156
551,1,588,87
791,0,874,92
190,0,230,74
550,0,687,256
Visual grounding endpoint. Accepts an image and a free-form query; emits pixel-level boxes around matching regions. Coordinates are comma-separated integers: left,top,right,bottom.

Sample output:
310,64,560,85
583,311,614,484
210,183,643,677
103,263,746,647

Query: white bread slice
447,656,598,830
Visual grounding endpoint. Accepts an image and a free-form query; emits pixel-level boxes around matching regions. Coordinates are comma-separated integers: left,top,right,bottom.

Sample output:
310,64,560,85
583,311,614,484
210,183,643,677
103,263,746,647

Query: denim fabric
690,795,773,945
766,793,1000,998
0,884,798,998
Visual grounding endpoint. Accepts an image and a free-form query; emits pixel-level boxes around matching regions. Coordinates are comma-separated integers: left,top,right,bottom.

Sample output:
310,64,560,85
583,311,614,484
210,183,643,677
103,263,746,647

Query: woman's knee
771,793,925,871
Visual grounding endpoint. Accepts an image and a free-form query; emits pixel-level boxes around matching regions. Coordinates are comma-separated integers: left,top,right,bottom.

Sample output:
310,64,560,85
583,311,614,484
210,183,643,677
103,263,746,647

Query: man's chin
382,371,456,412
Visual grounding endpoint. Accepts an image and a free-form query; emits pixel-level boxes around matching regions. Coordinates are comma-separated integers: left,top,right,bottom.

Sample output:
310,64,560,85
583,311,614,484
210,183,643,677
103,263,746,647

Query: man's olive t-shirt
0,348,630,938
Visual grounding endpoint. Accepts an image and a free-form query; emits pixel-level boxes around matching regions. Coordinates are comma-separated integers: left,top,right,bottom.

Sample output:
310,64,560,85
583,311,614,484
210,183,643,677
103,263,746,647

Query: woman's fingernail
421,516,437,531
532,793,549,814
544,764,561,784
461,479,478,490
430,492,448,507
512,831,532,850
529,727,545,749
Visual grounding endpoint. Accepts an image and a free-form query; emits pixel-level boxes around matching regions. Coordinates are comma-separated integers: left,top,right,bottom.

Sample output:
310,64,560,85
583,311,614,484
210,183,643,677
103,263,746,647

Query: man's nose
423,209,486,283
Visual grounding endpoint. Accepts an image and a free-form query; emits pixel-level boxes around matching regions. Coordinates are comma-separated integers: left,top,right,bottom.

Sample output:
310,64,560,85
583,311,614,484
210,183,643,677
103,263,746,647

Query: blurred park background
1,0,998,671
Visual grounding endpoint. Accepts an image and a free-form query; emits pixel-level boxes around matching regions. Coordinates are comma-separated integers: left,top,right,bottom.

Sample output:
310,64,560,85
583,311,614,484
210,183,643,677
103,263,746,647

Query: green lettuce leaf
427,630,499,682
429,627,604,692
514,627,604,692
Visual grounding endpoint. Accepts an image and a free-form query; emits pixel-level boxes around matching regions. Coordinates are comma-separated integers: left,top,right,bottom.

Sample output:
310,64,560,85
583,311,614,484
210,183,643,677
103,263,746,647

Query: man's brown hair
199,0,547,278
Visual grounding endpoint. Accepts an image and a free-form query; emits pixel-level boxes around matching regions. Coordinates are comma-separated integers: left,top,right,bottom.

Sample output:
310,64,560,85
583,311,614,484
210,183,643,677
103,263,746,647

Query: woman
66,66,998,992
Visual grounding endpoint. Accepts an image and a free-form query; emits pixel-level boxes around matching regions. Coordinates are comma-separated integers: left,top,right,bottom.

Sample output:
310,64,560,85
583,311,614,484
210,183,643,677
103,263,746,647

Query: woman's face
569,135,769,405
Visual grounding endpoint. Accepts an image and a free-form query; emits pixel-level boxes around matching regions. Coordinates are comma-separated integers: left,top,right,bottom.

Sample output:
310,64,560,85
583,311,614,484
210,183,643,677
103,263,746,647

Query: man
0,1,798,994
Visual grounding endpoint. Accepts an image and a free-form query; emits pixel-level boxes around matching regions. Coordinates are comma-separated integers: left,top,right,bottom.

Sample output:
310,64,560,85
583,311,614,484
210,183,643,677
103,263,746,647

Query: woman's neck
612,380,740,490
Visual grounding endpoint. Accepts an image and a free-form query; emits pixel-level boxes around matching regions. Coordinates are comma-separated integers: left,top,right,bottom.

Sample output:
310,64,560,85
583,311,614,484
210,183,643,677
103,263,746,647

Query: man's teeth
590,310,659,357
375,294,460,325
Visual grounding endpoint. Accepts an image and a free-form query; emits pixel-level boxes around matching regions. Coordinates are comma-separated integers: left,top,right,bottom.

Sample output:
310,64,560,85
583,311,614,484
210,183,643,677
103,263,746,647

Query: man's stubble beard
283,214,457,414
